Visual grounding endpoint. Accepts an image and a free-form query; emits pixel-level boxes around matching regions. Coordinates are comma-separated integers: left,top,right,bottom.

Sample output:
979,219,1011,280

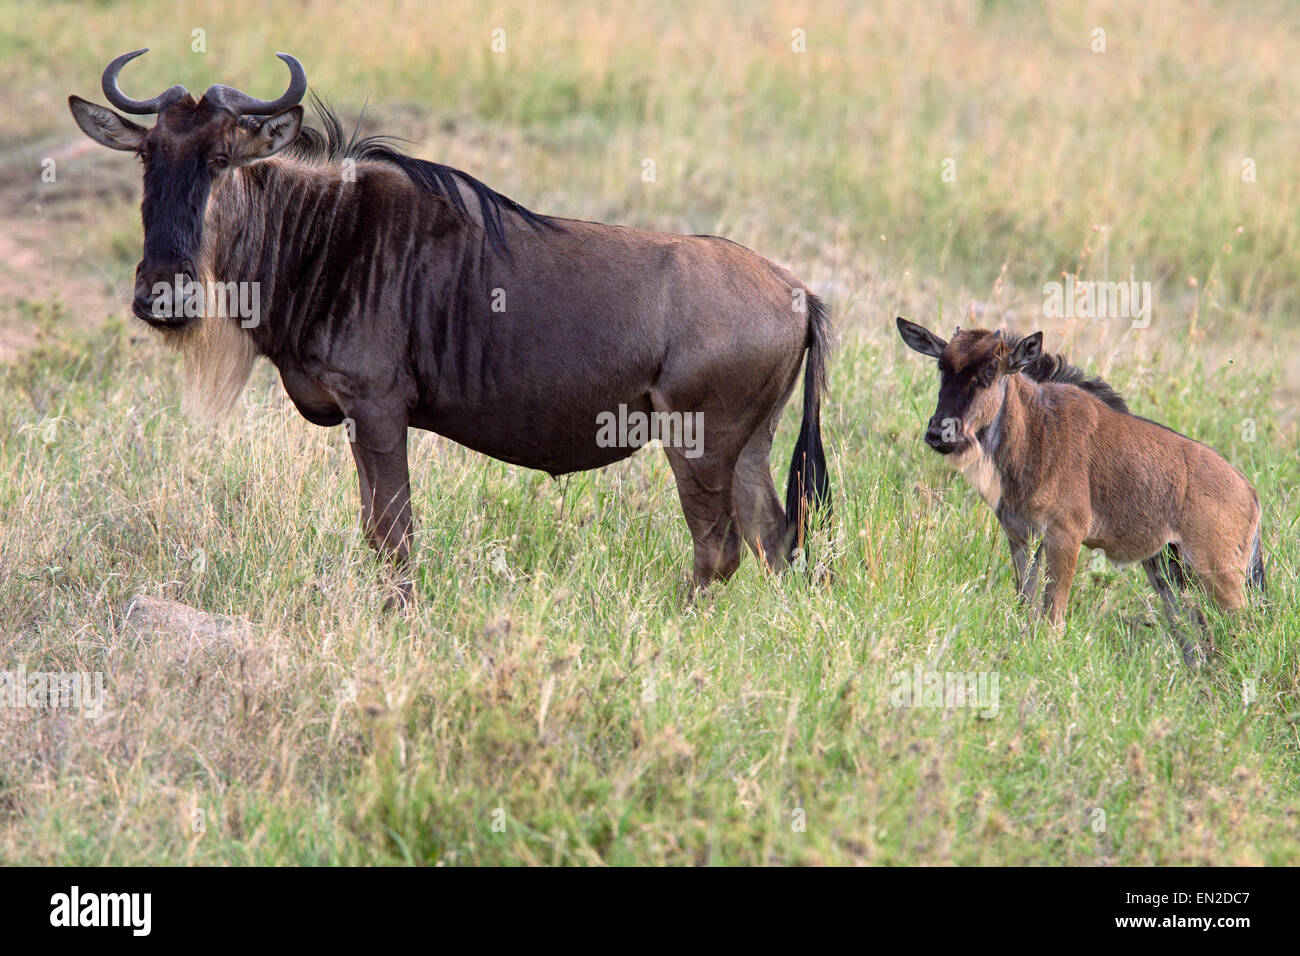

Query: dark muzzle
924,415,960,454
133,260,201,328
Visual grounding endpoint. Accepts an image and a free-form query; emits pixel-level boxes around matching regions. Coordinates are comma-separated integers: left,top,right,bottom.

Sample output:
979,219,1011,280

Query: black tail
1249,525,1266,595
784,293,832,554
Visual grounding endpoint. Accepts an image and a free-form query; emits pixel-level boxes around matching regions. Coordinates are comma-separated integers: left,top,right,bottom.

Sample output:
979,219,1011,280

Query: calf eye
209,154,230,169
977,360,998,387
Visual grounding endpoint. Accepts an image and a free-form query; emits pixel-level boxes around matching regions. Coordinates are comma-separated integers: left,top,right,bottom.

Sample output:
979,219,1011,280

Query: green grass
1,0,1298,865
1,315,1295,865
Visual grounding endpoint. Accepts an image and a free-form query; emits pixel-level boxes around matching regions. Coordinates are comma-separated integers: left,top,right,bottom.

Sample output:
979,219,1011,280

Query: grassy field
1,0,1298,864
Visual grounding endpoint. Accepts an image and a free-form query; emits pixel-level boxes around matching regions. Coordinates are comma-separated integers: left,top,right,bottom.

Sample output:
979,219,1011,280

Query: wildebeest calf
896,317,1265,663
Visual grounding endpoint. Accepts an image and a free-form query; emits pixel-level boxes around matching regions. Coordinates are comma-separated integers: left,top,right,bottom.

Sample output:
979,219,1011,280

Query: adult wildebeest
68,51,830,600
896,317,1264,664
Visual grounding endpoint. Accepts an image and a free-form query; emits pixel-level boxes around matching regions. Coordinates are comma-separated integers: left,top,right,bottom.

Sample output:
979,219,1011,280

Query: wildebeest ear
896,316,947,358
68,96,147,152
1007,331,1044,372
235,105,303,164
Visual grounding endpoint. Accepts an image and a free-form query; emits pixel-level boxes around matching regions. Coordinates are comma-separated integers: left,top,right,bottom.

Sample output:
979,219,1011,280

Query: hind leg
1142,544,1206,666
1188,552,1249,614
731,415,793,572
652,339,798,590
651,392,751,590
1177,533,1251,631
664,443,743,589
1170,538,1252,668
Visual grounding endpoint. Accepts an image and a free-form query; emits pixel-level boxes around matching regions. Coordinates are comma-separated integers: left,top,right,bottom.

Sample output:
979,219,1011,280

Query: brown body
68,52,832,602
897,318,1264,663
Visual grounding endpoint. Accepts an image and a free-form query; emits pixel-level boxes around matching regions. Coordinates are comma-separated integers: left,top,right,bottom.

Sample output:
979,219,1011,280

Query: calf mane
271,95,556,255
1011,335,1129,414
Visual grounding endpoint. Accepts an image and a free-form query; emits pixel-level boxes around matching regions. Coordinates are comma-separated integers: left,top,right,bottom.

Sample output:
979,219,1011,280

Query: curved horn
102,48,188,114
203,53,307,115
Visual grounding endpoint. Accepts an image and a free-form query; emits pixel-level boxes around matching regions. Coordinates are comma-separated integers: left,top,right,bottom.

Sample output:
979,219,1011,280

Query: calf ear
234,106,303,164
1008,331,1044,372
896,316,947,358
68,96,147,152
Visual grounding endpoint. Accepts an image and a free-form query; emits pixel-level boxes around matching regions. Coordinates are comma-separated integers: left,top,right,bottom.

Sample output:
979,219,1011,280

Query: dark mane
1011,334,1129,413
275,95,555,255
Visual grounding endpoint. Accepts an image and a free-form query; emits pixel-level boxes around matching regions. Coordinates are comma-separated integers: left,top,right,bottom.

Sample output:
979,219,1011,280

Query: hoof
382,579,414,614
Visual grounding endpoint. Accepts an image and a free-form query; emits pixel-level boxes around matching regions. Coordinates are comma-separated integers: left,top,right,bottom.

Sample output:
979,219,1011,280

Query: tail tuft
784,294,832,554
1249,526,1266,595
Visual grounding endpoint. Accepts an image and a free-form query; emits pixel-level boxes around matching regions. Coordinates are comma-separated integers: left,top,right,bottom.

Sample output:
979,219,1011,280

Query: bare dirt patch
0,138,135,363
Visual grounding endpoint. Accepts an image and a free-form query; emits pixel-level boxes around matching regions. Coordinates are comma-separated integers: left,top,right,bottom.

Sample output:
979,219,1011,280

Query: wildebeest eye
209,154,230,170
977,359,999,388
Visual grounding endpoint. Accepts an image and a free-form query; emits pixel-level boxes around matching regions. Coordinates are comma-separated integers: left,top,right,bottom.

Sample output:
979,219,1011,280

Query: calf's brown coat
897,318,1264,663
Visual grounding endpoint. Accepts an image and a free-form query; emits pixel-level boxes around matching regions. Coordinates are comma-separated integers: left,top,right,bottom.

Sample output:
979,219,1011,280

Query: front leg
1041,532,1082,626
999,509,1040,607
1006,534,1039,605
347,410,414,604
1021,543,1044,607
